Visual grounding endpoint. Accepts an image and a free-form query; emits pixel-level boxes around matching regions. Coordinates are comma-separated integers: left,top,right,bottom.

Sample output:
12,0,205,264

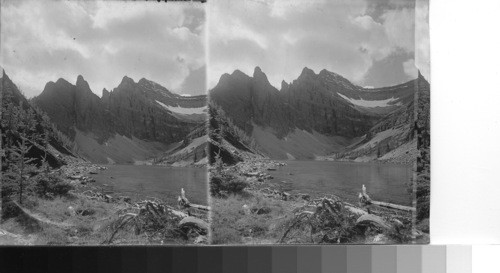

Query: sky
0,1,206,98
209,0,430,89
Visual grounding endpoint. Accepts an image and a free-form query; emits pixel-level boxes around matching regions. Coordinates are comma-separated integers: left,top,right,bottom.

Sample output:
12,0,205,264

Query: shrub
210,172,247,197
34,173,73,197
210,152,248,197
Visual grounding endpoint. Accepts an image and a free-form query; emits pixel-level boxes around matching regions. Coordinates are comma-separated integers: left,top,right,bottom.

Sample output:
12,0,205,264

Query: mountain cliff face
209,67,426,161
34,76,113,142
33,75,206,164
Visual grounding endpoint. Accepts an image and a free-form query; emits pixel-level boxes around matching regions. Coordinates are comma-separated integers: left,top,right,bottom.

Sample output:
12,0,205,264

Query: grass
210,191,294,244
210,183,416,245
0,191,129,245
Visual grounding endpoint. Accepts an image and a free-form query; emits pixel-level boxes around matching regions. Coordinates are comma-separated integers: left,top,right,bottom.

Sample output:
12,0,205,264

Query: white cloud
382,8,415,52
415,0,430,80
403,58,418,78
352,15,381,30
1,0,206,97
90,1,184,29
208,0,421,89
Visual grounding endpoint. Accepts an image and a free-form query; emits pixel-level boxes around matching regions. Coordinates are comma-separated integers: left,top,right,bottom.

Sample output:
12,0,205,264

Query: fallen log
345,205,368,216
177,188,210,211
371,201,415,212
178,216,209,233
168,208,189,219
356,214,394,231
358,185,415,212
189,204,211,211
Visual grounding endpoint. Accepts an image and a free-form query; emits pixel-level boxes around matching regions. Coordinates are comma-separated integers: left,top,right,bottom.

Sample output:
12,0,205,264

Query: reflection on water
92,165,208,205
270,160,413,205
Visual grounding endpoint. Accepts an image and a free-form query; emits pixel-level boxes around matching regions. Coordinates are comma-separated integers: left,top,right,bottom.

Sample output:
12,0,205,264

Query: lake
91,165,208,205
268,160,413,206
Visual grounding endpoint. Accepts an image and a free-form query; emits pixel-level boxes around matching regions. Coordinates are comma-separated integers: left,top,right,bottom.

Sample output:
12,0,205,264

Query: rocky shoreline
1,161,209,245
211,159,428,244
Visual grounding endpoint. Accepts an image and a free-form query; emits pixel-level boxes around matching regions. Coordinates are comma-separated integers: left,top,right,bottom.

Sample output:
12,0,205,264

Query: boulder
300,194,311,201
242,204,251,215
68,175,83,180
104,195,112,203
281,192,291,201
76,208,95,216
119,196,132,204
255,207,271,215
67,206,76,216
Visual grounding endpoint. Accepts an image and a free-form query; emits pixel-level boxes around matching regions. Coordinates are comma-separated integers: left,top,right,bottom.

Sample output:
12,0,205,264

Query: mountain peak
299,67,316,78
76,74,85,82
231,69,248,77
252,66,271,86
137,77,157,88
253,66,263,75
281,80,289,91
253,66,266,77
216,70,250,88
75,75,93,94
123,75,134,82
101,88,110,102
120,75,135,85
319,69,332,76
76,74,89,87
55,78,71,86
138,78,150,85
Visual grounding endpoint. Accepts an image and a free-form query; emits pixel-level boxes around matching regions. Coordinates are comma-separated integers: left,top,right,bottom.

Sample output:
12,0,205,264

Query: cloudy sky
209,0,430,89
1,1,206,98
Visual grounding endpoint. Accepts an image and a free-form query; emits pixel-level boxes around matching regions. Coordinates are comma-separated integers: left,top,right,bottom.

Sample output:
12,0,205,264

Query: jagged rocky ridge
32,75,206,164
209,67,429,162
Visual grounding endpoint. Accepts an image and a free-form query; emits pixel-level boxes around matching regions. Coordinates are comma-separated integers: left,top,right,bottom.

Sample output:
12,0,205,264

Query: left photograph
0,1,209,245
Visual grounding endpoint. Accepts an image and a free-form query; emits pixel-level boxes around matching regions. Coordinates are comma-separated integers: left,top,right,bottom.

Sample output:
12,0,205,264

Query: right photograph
208,0,430,245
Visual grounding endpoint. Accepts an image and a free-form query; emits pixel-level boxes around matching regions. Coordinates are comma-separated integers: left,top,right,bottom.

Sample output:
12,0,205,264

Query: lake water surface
92,165,207,205
91,161,411,207
269,160,413,206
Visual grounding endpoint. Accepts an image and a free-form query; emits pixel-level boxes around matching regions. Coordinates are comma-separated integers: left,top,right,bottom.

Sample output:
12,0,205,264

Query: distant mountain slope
209,67,422,161
332,73,429,163
208,102,263,165
33,75,206,164
1,71,75,169
158,123,207,167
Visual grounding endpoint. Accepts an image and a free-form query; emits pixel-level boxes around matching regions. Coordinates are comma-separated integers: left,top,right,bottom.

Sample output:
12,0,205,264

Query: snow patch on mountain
337,93,402,108
156,100,207,115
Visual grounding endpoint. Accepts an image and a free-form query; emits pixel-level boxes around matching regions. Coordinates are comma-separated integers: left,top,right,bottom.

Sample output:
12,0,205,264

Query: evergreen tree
3,136,36,204
1,100,39,204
